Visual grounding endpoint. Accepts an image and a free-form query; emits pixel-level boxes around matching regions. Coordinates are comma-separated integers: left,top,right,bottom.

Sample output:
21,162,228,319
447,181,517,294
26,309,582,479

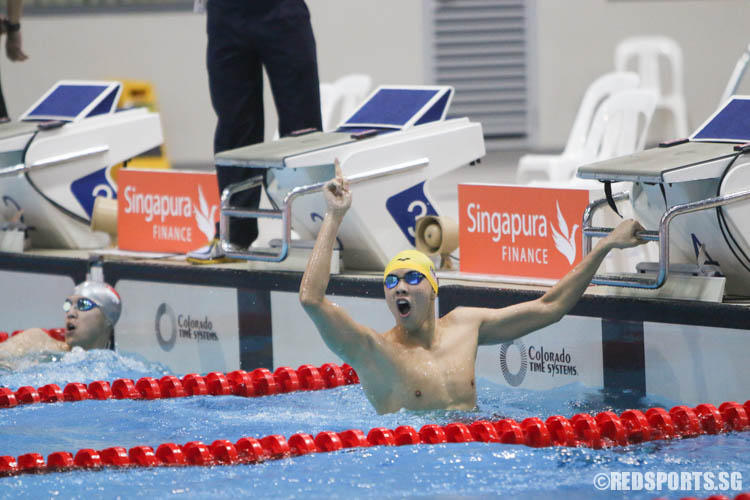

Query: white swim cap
72,281,122,327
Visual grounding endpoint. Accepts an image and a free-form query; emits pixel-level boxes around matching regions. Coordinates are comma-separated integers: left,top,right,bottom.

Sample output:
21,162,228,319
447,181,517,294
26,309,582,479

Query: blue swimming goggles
63,297,98,313
384,270,426,289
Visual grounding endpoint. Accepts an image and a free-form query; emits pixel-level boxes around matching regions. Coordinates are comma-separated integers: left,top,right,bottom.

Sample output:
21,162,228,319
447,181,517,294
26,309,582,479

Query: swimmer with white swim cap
300,159,648,414
63,281,121,349
0,281,121,361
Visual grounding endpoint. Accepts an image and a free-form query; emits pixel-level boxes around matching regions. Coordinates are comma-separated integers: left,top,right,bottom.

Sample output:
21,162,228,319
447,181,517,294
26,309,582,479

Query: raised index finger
334,158,343,179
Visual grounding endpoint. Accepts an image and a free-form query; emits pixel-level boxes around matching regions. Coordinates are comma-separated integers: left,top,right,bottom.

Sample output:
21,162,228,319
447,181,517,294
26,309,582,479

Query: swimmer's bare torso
357,311,480,413
299,160,647,414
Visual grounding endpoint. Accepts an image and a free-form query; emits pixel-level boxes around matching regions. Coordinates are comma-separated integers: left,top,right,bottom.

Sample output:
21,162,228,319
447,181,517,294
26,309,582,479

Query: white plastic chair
516,71,640,184
719,43,750,106
615,36,689,139
582,88,658,162
524,89,658,276
319,82,341,132
333,74,372,125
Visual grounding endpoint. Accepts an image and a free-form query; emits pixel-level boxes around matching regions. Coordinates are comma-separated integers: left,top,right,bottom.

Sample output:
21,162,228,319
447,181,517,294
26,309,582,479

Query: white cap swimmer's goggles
63,297,98,313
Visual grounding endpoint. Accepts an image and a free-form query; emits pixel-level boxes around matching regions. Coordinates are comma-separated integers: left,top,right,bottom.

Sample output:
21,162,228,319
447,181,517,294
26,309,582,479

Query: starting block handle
219,158,429,262
583,227,659,241
0,145,110,178
583,187,750,289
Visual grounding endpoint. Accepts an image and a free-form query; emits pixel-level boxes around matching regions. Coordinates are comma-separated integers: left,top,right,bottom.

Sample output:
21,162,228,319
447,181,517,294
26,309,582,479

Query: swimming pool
1,350,747,499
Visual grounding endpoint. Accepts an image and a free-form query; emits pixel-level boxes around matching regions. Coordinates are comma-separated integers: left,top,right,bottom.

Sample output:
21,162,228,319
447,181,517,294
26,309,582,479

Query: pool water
0,350,747,499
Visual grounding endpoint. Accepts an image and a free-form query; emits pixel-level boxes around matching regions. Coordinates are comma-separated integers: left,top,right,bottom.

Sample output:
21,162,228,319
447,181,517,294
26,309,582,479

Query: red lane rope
1,398,749,477
0,363,360,407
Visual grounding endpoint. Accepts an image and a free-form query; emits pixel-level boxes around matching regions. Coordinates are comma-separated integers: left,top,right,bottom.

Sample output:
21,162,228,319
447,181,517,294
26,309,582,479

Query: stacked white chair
719,43,750,106
582,88,658,162
516,71,640,184
318,82,340,132
333,74,373,127
615,35,689,139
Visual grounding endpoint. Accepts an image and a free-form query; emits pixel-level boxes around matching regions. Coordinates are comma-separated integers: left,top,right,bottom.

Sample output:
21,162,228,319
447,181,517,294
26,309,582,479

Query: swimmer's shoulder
438,306,484,326
1,328,69,356
24,328,70,351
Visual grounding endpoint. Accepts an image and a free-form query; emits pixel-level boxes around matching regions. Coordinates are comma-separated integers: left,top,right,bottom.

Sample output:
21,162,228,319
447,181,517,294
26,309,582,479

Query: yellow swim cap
383,249,438,294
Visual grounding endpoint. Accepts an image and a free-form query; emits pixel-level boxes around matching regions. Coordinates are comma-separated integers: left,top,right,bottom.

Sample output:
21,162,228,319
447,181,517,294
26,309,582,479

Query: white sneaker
186,239,242,265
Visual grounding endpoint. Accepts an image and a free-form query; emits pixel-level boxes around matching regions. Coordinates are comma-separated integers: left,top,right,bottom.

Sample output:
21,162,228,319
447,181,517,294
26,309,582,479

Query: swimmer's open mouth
66,323,75,334
396,299,411,316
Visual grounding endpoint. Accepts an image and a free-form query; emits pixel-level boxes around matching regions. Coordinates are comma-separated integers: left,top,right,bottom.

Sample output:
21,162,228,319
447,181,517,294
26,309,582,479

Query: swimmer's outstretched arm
453,219,647,345
299,160,380,363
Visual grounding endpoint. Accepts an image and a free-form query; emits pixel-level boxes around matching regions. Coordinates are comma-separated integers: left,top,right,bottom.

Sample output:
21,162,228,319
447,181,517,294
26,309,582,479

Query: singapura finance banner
458,184,589,280
117,169,220,253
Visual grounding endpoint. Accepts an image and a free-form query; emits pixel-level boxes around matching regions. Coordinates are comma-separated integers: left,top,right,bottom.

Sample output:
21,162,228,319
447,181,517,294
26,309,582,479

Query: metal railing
0,145,109,178
582,188,750,288
219,157,429,262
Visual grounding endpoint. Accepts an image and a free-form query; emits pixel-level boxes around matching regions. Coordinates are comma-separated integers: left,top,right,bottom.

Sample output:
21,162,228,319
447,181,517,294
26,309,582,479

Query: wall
531,0,750,149
2,1,749,163
1,1,425,167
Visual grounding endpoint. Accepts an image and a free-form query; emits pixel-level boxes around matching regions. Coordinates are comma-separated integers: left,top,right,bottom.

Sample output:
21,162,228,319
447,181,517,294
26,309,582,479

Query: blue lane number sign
386,181,438,246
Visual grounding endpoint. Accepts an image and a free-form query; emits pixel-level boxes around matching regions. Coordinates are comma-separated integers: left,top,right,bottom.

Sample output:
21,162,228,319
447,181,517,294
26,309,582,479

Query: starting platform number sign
70,166,116,217
386,181,437,246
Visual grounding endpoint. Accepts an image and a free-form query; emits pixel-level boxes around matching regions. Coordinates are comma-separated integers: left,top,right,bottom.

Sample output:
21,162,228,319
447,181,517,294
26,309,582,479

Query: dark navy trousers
207,0,322,247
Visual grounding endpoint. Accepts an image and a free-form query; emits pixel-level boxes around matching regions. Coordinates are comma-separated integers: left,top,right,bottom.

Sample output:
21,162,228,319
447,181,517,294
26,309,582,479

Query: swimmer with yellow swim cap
300,159,647,414
383,249,439,294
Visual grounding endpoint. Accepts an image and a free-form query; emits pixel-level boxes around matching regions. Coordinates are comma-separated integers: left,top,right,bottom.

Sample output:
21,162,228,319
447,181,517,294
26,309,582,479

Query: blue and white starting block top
0,80,162,250
20,81,123,123
578,96,750,184
691,96,750,144
339,86,453,131
214,85,484,270
577,95,750,297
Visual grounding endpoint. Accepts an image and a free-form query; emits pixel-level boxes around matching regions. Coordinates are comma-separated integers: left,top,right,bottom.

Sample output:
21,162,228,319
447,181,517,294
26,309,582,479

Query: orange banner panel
458,184,590,280
117,169,219,253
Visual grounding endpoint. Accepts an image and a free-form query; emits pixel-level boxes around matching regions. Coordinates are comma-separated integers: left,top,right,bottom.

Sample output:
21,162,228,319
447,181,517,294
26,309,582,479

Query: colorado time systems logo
499,340,580,386
155,303,177,351
154,303,219,352
499,339,528,387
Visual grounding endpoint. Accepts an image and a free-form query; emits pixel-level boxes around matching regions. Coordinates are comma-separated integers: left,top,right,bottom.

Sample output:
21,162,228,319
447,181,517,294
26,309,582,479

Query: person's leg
206,2,264,247
260,0,322,137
